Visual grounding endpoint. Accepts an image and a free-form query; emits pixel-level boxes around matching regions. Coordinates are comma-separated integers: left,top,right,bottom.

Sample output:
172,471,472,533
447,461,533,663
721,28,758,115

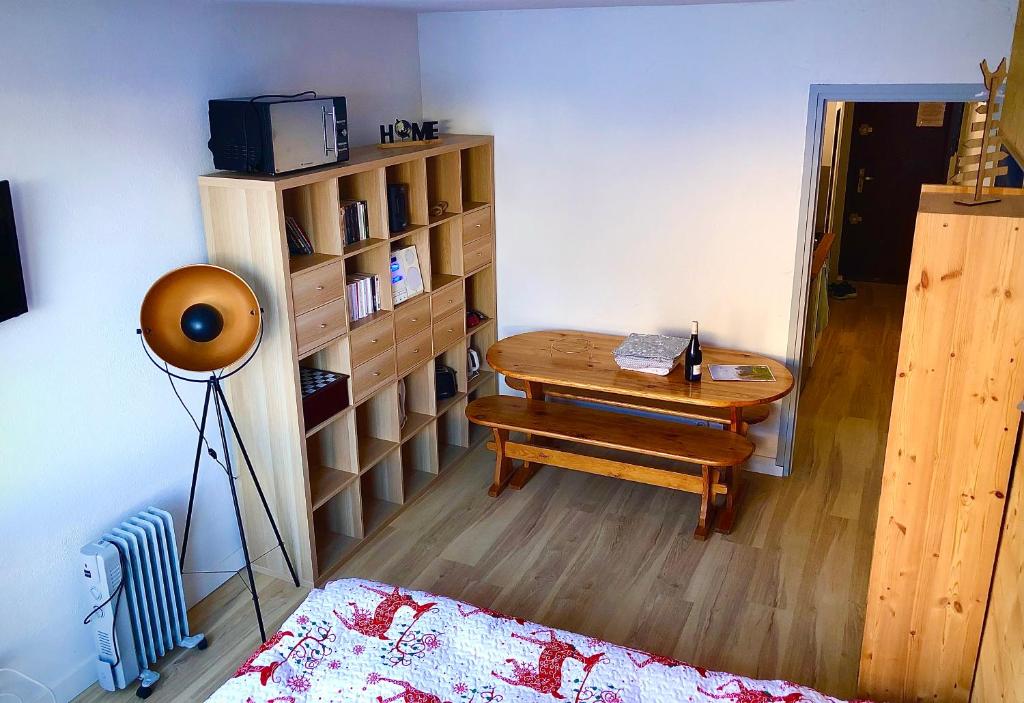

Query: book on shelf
390,245,425,305
347,272,382,323
340,199,370,246
285,216,314,256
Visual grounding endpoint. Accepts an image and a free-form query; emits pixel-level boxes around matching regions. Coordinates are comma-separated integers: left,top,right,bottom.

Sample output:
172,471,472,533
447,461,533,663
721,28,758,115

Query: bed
206,578,870,703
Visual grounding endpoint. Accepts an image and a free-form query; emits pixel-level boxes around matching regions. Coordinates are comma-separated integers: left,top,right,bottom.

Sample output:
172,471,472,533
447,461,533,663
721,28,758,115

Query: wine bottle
684,320,702,382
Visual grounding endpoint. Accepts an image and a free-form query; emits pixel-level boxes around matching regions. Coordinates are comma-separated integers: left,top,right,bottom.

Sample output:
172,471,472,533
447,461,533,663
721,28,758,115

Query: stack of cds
613,333,687,376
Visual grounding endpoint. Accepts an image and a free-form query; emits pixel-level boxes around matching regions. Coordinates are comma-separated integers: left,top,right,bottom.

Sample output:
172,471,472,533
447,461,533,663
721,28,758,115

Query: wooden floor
74,282,904,703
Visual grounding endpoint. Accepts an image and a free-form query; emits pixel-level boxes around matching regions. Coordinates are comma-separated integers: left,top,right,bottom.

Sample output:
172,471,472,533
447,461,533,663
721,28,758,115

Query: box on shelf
300,367,350,432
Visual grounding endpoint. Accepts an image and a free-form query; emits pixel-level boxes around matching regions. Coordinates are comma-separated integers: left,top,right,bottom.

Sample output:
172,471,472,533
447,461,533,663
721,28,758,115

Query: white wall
419,0,1016,470
0,1,420,699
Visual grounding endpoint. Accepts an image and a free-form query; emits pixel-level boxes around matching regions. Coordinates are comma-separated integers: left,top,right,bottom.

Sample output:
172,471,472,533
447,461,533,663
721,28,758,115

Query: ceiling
237,0,780,14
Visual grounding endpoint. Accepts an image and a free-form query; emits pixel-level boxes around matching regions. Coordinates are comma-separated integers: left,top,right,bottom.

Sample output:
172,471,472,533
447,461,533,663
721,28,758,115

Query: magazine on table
708,364,776,382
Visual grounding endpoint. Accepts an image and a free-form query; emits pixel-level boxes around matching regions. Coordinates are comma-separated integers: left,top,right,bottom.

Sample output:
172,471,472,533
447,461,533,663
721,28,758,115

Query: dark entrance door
838,102,961,283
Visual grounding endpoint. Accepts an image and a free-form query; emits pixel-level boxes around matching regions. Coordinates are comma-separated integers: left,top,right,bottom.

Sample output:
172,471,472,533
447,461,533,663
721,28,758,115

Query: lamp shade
140,264,260,372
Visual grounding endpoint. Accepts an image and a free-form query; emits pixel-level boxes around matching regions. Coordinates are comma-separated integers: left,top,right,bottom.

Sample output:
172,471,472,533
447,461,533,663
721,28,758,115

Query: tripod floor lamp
138,264,299,642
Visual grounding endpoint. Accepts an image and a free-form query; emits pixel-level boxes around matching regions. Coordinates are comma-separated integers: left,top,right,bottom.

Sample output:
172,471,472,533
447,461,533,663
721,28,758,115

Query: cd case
708,364,776,382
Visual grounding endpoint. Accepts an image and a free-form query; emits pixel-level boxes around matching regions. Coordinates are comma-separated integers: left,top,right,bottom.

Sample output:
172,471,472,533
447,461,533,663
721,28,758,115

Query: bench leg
489,429,515,497
694,465,714,540
510,380,546,490
714,464,743,534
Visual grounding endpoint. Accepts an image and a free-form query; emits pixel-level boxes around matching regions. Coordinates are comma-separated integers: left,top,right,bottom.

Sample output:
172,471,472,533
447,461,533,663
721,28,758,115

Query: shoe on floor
829,280,858,300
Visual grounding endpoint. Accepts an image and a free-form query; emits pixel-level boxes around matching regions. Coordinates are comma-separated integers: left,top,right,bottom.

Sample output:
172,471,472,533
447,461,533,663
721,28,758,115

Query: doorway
837,102,962,283
777,84,989,473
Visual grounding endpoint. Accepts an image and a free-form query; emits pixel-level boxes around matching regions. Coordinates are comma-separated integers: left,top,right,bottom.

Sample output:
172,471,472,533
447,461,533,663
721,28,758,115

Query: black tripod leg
179,382,213,571
214,380,301,588
212,386,267,642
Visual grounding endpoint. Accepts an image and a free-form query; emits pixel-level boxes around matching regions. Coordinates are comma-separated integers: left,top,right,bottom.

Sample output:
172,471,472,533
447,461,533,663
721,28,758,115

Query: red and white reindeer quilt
207,578,871,703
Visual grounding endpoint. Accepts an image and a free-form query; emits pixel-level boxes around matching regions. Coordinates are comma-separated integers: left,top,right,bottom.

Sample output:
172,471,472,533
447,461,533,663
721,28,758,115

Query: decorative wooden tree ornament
955,58,1009,206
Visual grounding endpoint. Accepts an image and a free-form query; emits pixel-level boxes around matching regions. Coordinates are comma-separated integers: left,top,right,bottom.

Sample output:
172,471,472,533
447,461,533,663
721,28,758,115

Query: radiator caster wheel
136,685,154,699
197,635,209,650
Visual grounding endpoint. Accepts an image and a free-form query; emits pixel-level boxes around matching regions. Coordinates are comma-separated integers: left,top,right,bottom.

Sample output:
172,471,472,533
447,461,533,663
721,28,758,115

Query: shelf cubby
467,324,496,384
201,136,498,585
313,481,363,574
347,243,394,318
461,144,494,209
437,396,470,470
301,338,354,435
429,218,464,281
355,384,401,471
466,265,496,319
435,339,469,416
439,338,468,389
390,228,432,304
386,158,430,232
338,168,388,242
402,424,439,501
426,151,463,218
401,360,437,432
283,179,343,255
361,453,404,533
306,409,357,498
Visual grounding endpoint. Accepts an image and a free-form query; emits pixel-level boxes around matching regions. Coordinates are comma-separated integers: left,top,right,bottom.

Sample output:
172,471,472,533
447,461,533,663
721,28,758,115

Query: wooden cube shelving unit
198,135,498,585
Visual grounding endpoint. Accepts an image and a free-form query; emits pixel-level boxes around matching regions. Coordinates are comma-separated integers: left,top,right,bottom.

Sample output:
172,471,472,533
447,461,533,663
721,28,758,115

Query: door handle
322,105,337,156
856,168,874,193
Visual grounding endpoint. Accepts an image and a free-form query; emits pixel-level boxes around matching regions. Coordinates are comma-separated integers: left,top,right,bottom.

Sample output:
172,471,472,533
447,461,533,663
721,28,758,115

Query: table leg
729,406,742,434
709,406,745,534
510,380,545,490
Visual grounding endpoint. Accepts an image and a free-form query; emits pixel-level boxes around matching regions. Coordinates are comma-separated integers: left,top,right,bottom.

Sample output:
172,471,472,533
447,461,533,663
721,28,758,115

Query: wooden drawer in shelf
352,349,396,403
350,314,395,368
397,327,432,376
463,234,492,273
433,306,466,352
462,206,492,244
431,280,465,321
394,295,431,342
292,259,344,316
295,297,347,357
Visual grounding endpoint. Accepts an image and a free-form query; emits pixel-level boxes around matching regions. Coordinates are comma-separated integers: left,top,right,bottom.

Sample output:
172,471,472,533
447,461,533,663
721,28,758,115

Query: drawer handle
448,299,454,304
320,323,327,329
373,371,381,377
410,317,418,323
447,328,454,333
475,223,482,228
316,285,325,291
370,338,378,344
413,348,420,354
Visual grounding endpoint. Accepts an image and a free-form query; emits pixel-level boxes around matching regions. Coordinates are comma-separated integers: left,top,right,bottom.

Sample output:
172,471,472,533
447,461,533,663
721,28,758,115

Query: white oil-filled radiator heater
80,507,206,698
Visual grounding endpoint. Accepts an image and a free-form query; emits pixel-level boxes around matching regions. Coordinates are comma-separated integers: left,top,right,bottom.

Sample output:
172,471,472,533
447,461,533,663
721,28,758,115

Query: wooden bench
504,377,770,434
466,395,755,539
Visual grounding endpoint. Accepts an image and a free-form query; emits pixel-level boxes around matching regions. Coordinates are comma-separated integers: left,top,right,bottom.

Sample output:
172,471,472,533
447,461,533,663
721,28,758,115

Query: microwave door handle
322,105,337,156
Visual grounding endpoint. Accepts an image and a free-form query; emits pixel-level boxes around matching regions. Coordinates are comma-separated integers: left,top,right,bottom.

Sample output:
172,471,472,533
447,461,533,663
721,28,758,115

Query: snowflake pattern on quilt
206,578,875,703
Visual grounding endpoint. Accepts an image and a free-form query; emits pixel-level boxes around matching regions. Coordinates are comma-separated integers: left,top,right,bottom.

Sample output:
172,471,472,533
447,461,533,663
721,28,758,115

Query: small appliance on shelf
435,365,458,400
207,93,349,175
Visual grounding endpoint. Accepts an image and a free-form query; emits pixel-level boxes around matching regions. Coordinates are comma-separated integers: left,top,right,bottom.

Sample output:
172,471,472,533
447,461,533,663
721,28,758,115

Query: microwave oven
208,95,349,175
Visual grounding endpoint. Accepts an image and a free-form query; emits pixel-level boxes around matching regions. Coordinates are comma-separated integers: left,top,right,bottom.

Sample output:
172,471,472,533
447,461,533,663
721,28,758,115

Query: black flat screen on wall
0,181,28,323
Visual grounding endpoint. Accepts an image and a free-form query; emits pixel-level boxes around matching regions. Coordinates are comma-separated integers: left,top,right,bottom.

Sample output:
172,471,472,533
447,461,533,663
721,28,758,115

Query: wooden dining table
485,330,795,528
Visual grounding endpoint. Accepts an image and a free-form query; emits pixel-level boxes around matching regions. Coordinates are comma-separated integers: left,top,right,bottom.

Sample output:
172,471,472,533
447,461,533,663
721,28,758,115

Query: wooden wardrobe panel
972,414,1024,703
859,186,1024,703
1001,0,1024,161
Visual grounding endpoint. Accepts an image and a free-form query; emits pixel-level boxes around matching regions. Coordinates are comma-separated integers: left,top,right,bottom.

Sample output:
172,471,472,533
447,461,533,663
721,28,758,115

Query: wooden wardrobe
859,185,1024,703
